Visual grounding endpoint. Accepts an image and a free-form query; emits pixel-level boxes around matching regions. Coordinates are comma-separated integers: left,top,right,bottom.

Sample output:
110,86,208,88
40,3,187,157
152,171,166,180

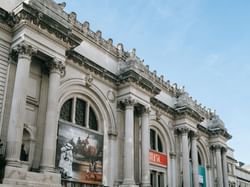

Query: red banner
149,150,168,167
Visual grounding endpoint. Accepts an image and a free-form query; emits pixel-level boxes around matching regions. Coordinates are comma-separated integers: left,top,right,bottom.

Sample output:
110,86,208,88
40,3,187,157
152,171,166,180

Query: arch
58,78,116,186
58,78,116,134
197,138,210,166
150,118,175,153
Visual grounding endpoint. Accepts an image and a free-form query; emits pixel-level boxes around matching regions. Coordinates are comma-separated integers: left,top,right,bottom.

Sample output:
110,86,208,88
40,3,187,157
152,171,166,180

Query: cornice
66,49,119,85
150,97,176,118
175,105,204,123
197,124,232,140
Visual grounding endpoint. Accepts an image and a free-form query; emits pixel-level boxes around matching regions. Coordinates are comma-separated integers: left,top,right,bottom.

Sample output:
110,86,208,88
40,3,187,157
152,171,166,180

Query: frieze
150,97,176,118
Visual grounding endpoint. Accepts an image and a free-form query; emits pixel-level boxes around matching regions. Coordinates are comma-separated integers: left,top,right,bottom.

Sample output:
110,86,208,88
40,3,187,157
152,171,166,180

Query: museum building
0,0,249,187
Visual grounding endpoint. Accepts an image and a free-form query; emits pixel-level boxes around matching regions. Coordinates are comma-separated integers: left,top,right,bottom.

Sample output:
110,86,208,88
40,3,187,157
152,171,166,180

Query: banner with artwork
56,121,103,185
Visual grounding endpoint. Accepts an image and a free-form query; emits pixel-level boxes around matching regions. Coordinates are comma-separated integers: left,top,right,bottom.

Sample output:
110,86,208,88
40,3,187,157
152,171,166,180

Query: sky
55,0,250,164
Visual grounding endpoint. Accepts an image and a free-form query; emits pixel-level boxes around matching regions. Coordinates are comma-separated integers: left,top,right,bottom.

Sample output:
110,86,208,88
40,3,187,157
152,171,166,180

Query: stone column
170,152,176,187
191,132,199,187
121,97,136,186
222,147,229,187
180,127,190,187
141,107,150,187
6,42,35,167
215,145,223,187
40,59,65,172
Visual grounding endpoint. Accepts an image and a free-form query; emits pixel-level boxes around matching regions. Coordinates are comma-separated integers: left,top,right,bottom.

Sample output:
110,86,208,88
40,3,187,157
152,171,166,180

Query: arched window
60,97,98,131
150,129,163,152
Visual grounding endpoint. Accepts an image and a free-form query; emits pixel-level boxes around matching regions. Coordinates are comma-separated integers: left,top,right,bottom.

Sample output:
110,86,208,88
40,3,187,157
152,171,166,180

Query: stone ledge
2,166,61,187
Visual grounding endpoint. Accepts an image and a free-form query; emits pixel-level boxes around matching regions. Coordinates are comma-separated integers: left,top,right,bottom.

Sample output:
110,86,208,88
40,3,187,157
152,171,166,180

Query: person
59,143,73,178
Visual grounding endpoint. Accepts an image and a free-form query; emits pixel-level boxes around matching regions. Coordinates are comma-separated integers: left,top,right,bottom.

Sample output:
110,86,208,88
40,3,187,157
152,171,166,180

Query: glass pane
157,135,163,152
89,107,98,131
150,129,156,150
60,99,72,122
75,99,86,126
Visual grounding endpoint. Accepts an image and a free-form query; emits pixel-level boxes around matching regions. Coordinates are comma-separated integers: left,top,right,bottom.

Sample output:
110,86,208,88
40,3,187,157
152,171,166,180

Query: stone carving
85,74,93,87
16,42,36,58
155,110,162,121
58,2,66,10
124,96,135,107
107,90,116,103
82,21,90,33
68,12,77,24
48,59,65,76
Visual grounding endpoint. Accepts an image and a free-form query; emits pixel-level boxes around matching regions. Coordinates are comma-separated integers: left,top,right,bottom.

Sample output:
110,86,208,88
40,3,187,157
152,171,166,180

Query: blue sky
55,0,250,163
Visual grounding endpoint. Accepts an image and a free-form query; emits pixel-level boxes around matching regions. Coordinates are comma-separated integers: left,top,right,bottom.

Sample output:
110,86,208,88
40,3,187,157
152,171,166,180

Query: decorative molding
48,59,65,76
85,74,93,87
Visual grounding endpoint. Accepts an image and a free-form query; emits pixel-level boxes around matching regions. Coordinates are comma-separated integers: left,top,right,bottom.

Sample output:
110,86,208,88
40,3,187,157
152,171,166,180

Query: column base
40,165,56,173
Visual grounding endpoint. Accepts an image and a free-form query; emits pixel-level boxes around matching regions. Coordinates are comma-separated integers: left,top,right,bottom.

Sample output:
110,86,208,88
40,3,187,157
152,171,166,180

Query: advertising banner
149,150,168,167
56,121,103,185
199,166,206,187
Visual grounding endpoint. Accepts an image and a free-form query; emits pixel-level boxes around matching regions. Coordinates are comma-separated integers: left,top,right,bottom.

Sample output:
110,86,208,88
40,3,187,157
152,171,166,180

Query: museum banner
149,150,168,167
56,121,103,185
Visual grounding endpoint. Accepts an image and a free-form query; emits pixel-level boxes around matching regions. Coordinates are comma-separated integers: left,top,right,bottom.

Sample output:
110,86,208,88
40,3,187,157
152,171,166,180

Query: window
60,97,99,131
150,129,163,152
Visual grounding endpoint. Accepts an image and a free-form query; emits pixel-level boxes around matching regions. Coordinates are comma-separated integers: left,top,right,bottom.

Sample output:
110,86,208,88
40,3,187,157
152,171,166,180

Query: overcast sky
55,0,250,164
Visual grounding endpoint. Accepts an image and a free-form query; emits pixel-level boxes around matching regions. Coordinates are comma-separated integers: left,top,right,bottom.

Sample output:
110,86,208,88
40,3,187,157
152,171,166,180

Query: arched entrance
56,94,104,185
149,127,168,187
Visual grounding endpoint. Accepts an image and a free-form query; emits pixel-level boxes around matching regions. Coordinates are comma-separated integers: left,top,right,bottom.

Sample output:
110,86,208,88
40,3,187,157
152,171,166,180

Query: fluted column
222,148,229,187
191,132,199,187
141,107,150,187
40,59,65,172
180,127,190,187
6,42,35,167
215,145,223,187
122,97,136,186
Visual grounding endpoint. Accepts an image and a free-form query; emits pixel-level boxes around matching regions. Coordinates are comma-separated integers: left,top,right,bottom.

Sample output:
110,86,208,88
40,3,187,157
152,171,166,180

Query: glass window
89,107,98,131
150,129,164,153
59,97,99,131
75,99,86,126
60,99,72,121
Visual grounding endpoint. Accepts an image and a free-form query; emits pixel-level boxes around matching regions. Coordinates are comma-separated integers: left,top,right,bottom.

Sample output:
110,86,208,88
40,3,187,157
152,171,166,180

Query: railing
61,180,104,187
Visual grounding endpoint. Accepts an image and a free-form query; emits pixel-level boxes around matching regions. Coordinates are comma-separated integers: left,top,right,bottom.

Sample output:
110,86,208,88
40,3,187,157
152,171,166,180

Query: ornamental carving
48,59,65,76
85,74,93,87
176,126,190,135
15,42,36,58
124,96,135,107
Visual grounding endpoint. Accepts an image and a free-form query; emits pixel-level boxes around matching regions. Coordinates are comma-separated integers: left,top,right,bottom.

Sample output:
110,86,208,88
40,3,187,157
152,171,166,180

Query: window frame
59,95,101,133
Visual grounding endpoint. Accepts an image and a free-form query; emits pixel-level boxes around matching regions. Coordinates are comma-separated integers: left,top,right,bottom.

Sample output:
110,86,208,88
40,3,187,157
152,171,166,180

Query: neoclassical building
0,0,249,187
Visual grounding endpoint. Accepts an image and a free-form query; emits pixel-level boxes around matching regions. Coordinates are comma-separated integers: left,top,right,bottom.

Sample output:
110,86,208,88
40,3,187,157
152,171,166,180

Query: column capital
191,131,199,140
142,107,151,115
176,126,190,135
169,152,176,159
211,144,224,151
48,58,65,76
123,96,136,107
10,42,37,62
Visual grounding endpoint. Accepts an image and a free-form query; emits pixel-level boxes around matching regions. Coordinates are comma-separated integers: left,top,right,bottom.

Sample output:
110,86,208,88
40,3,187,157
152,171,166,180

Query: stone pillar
222,148,229,187
40,59,65,172
191,132,199,187
121,97,137,186
180,127,190,187
215,145,223,187
6,42,35,167
141,107,150,187
170,152,176,187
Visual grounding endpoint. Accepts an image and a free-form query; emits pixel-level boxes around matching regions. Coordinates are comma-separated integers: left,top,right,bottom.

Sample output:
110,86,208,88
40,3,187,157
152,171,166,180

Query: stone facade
0,0,249,187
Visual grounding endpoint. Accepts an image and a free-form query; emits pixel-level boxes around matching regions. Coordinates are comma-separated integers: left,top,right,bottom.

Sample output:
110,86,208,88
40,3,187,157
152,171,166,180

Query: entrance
150,170,165,187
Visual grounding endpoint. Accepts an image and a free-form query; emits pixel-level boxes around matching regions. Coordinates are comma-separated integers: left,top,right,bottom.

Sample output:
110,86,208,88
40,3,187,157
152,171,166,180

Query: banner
149,150,168,167
56,121,103,185
199,166,206,187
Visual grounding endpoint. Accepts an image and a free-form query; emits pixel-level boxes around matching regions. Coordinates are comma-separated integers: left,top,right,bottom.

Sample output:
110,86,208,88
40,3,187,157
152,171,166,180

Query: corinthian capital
16,42,36,58
48,59,65,76
124,96,135,107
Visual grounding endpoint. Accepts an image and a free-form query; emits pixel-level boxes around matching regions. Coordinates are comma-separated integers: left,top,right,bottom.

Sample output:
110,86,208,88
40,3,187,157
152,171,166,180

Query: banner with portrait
56,121,103,185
